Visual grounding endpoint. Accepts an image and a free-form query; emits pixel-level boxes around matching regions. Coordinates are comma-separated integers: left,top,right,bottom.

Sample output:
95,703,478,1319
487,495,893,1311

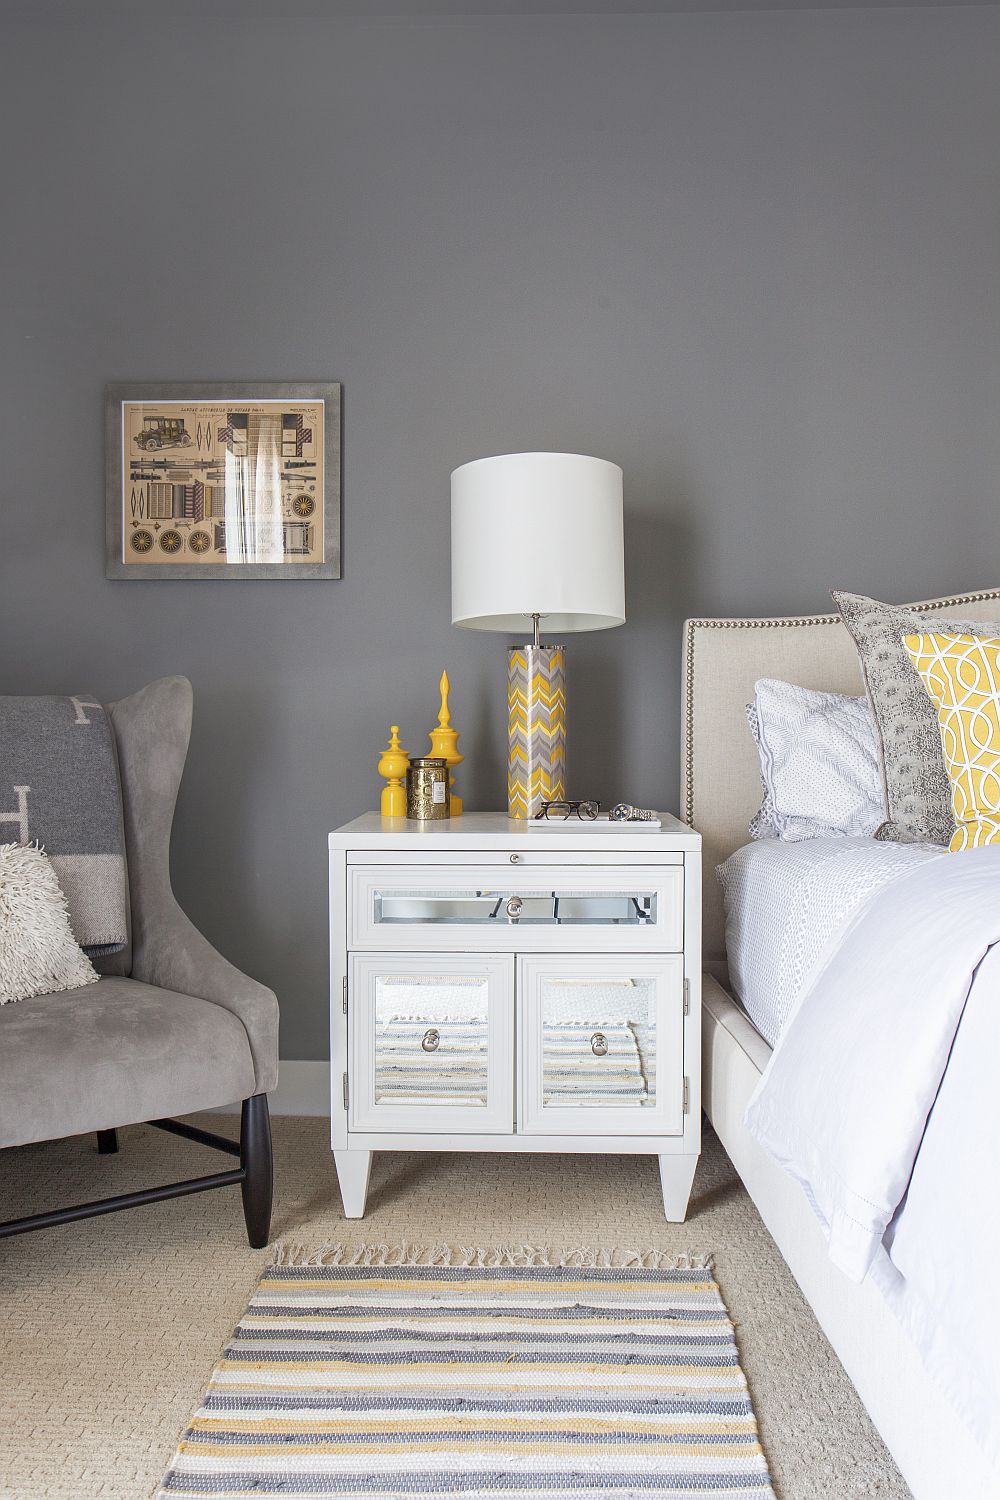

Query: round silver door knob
506,896,523,918
590,1031,609,1056
421,1028,441,1053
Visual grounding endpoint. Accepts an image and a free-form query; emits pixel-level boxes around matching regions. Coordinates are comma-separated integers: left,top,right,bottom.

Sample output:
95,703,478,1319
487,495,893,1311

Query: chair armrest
132,898,279,1095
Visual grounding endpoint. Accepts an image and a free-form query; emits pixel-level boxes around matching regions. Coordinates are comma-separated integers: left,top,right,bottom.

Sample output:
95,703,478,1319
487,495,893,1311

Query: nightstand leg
335,1149,372,1219
659,1153,698,1222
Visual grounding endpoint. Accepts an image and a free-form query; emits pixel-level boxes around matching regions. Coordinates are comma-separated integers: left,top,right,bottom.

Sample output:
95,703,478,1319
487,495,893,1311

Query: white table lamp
451,451,625,818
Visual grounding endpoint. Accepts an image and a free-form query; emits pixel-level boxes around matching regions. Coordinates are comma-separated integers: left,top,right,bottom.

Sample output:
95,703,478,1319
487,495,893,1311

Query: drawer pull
506,896,523,919
421,1028,441,1053
590,1031,609,1057
510,853,521,864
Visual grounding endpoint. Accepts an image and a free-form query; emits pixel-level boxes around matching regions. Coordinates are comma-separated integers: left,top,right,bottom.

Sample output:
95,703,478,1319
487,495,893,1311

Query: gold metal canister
406,757,450,820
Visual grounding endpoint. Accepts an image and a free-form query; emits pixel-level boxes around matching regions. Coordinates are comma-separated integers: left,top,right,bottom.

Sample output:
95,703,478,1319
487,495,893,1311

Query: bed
682,588,1000,1500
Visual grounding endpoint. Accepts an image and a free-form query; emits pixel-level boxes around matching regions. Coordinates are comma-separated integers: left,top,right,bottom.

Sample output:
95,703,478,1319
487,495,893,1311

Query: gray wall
2,4,999,1059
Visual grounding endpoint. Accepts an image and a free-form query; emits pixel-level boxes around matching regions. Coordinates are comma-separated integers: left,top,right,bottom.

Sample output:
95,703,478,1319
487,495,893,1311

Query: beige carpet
0,1118,909,1500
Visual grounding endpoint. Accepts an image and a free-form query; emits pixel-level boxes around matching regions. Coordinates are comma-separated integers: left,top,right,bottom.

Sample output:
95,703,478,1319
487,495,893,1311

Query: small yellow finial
428,671,464,815
378,724,409,818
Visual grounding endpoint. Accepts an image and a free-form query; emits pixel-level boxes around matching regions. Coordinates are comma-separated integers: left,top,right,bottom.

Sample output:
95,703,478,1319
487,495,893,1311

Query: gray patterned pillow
833,591,1000,844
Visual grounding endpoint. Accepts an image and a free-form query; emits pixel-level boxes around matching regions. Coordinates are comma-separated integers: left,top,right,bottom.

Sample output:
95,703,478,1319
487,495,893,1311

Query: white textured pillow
747,680,884,841
0,843,98,1004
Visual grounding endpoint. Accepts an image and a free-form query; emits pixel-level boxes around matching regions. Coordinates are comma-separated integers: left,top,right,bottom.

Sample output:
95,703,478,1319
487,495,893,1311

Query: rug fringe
270,1242,714,1271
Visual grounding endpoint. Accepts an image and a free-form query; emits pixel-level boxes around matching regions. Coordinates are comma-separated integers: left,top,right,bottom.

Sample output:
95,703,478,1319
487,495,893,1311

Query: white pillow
0,843,98,1004
747,680,884,842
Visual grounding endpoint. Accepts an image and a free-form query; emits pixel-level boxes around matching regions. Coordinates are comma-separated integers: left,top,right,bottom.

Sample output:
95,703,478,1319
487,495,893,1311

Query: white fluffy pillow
747,680,885,842
0,843,98,1004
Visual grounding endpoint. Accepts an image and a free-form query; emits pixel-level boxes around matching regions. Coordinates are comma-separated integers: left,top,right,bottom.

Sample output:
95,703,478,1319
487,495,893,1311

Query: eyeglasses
534,800,600,821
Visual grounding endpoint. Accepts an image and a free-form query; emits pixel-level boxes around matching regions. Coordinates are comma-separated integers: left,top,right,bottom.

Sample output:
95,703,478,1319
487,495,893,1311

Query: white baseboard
214,1060,330,1117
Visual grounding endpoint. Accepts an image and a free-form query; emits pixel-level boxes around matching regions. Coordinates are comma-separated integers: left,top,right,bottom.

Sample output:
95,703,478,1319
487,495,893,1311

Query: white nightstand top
329,810,700,852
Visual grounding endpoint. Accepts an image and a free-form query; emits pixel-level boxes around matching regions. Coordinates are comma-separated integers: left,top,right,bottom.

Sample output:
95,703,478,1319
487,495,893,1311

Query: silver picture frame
105,381,341,579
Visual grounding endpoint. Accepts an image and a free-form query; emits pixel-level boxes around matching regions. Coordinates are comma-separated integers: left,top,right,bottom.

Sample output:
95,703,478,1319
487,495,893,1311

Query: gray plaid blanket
0,695,128,955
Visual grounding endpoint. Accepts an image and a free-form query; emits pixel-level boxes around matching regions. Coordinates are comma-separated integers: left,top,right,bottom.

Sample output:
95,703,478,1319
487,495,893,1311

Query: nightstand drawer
348,863,684,953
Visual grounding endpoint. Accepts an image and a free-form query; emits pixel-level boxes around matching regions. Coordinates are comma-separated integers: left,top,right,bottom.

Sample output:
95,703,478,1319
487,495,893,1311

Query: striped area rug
158,1246,775,1498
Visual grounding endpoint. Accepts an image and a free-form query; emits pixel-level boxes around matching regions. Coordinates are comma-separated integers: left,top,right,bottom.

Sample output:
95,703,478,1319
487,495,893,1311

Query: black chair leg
97,1129,119,1155
240,1095,273,1248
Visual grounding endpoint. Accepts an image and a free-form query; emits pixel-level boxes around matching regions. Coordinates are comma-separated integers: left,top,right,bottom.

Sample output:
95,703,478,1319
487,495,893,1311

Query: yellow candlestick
378,725,409,817
428,670,464,816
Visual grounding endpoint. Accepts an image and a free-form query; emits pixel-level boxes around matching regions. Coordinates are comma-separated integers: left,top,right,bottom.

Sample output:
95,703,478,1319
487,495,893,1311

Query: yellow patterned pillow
902,632,1000,851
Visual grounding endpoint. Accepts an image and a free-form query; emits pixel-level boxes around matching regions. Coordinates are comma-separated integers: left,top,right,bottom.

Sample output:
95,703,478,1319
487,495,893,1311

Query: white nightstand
328,812,701,1220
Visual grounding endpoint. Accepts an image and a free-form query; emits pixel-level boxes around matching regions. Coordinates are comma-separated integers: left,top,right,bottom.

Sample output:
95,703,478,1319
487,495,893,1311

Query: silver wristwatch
609,802,657,823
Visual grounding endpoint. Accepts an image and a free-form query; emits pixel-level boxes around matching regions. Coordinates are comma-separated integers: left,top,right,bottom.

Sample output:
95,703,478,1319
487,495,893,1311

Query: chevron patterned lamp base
507,644,567,819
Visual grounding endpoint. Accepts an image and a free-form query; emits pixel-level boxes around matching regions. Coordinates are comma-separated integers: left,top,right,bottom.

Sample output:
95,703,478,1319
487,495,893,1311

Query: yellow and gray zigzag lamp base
507,645,566,819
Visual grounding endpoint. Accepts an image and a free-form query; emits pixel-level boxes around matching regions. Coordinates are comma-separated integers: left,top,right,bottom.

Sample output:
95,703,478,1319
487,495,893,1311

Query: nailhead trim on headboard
681,590,1000,829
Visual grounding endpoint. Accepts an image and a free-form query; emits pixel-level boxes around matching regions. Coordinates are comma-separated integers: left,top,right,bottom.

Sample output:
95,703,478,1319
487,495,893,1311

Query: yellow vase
377,725,409,818
428,670,463,815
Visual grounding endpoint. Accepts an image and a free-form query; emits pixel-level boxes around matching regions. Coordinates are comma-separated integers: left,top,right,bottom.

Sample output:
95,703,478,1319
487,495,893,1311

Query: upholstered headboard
680,589,1000,967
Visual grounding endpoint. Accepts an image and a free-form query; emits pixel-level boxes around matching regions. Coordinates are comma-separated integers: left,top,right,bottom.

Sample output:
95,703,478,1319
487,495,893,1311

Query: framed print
106,382,341,579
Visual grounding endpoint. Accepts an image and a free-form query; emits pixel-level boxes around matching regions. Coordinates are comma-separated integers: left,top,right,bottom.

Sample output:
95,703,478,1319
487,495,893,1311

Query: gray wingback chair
0,677,278,1247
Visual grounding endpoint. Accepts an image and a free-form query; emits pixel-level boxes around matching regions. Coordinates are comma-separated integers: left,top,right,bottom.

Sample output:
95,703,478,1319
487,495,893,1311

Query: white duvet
746,844,1000,1470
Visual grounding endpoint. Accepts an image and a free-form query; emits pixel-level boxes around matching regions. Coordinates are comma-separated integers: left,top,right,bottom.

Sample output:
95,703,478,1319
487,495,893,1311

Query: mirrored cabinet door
348,954,514,1133
517,954,685,1137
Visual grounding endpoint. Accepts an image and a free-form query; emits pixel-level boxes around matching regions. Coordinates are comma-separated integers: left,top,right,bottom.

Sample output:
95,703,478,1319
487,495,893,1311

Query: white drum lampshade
450,452,626,819
451,452,625,633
